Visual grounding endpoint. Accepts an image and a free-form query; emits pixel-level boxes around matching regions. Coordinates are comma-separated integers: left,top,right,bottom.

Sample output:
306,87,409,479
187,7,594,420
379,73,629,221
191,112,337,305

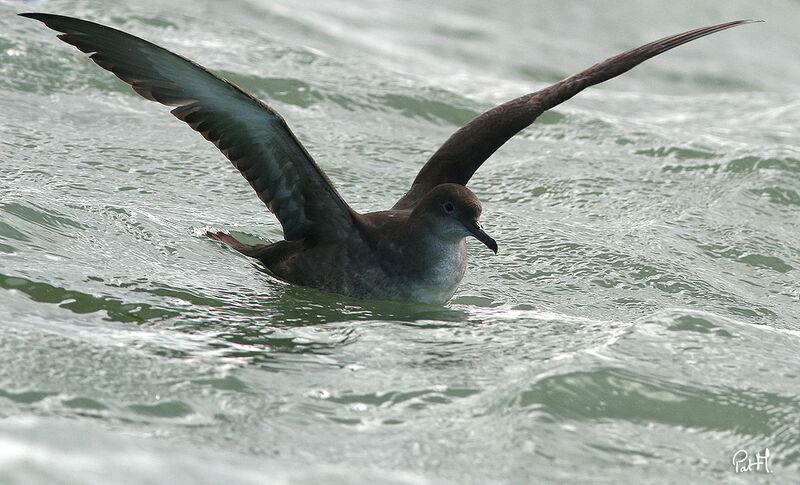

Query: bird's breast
402,237,467,304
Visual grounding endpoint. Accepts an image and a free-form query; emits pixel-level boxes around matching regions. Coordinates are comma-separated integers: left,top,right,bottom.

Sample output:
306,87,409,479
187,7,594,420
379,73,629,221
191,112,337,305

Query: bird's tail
205,231,269,259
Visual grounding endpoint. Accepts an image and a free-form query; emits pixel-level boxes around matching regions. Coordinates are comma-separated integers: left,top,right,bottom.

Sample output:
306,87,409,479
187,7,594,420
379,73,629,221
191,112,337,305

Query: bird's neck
401,219,468,301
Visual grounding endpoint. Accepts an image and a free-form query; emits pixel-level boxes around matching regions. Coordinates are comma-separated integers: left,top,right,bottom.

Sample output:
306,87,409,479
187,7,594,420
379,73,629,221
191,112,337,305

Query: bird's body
254,224,468,305
208,184,479,304
20,13,755,304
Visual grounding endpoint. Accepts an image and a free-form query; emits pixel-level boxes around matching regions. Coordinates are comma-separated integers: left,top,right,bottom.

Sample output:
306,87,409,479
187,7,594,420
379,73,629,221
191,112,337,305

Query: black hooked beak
463,219,498,254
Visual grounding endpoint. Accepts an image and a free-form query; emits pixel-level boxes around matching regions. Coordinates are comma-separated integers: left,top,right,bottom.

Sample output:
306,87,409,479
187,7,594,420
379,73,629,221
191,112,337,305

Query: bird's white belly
408,239,467,304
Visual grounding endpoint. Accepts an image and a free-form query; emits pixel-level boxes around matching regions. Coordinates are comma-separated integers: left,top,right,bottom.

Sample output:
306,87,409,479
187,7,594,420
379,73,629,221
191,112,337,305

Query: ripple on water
725,156,800,174
749,186,800,207
2,202,84,235
300,386,482,426
517,365,800,437
697,242,794,274
128,401,195,419
0,273,179,323
377,92,478,125
636,145,719,161
493,309,800,474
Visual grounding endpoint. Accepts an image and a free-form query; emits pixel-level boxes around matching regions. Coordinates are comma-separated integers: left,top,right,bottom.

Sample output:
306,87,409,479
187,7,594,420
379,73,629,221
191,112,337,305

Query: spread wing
393,20,756,209
21,12,358,242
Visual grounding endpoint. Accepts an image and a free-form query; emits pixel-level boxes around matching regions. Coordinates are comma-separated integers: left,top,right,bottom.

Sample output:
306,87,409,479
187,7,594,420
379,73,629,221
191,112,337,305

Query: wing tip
19,12,57,23
709,19,764,33
730,19,765,26
19,12,88,35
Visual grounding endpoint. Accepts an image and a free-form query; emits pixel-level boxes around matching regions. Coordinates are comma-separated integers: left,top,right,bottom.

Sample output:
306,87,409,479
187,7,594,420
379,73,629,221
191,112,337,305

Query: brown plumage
21,13,756,303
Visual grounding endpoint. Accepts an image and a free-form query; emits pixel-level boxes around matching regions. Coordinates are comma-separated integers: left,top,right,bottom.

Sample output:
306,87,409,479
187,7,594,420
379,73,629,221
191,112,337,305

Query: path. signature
732,448,772,473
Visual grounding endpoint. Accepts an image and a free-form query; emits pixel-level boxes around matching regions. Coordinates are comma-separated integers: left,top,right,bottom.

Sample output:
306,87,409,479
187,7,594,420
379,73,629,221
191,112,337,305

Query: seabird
20,13,755,304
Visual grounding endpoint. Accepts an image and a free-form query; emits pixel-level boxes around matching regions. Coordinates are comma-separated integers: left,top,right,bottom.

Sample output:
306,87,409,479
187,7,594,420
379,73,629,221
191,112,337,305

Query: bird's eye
443,202,454,213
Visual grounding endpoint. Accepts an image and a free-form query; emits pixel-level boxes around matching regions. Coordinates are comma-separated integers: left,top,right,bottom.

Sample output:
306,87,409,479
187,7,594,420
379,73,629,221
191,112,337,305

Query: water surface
1,0,799,483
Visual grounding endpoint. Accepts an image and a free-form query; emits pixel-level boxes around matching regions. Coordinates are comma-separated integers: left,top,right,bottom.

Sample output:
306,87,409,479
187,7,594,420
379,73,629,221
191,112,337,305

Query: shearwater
21,14,756,304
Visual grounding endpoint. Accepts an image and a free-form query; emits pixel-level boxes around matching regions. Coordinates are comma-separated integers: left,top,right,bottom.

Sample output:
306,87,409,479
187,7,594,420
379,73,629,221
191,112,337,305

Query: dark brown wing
393,20,757,209
21,13,358,242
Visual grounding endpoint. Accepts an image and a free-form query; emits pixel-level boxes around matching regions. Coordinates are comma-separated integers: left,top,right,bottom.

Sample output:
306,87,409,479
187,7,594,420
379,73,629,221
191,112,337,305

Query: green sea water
1,0,799,483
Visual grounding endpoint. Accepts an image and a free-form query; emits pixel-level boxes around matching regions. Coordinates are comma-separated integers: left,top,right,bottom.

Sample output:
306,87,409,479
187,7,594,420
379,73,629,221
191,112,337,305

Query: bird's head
411,183,497,253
